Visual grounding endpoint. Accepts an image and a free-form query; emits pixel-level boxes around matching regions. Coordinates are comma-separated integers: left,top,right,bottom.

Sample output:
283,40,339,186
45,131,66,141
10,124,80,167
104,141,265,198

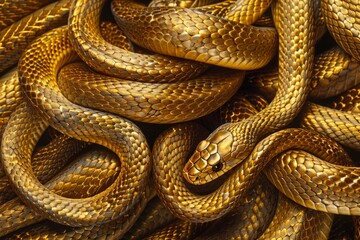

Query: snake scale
0,0,360,238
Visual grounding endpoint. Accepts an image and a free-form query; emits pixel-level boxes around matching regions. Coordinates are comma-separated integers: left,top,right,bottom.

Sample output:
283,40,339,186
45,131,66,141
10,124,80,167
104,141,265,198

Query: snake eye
212,162,223,172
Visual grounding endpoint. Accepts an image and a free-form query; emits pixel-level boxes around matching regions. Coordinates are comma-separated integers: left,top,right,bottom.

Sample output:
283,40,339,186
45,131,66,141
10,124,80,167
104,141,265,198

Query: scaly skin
3,27,152,227
183,0,315,185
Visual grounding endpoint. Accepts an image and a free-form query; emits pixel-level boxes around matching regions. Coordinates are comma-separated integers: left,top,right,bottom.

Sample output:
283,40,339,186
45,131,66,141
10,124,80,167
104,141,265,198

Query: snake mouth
183,171,199,184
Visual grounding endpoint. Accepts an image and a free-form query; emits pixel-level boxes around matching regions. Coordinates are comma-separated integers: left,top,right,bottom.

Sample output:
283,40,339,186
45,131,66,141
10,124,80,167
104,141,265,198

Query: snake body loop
111,0,277,70
153,122,350,222
1,148,154,239
259,193,333,239
321,0,360,61
0,0,72,73
0,133,86,205
183,0,316,184
69,0,208,82
58,62,244,123
3,26,152,227
195,174,278,239
248,47,360,101
0,0,56,30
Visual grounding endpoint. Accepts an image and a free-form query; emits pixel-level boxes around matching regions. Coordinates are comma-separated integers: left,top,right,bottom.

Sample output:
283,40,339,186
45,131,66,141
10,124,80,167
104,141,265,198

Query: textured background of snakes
0,0,360,239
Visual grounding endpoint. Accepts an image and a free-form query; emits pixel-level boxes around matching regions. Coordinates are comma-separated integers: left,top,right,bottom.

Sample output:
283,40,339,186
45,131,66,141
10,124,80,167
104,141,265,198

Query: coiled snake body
0,0,360,238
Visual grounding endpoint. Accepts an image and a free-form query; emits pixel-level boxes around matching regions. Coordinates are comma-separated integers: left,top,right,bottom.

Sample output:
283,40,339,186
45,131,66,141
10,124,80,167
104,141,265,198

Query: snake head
183,129,247,185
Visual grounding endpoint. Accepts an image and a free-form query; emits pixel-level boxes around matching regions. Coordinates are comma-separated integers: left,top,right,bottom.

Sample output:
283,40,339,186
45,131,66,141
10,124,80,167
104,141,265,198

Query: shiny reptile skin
153,122,351,222
183,0,315,184
4,27,152,227
0,0,360,237
0,0,72,73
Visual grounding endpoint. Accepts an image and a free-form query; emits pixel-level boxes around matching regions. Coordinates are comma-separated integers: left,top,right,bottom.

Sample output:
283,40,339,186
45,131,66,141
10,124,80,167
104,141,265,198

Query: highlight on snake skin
0,0,359,238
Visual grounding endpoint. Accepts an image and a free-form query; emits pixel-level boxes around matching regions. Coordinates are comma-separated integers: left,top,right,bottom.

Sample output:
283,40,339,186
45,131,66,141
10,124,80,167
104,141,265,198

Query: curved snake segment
0,0,56,30
69,0,208,83
265,149,360,215
153,121,350,222
0,148,120,237
0,68,22,138
148,0,222,8
123,197,178,240
111,0,277,70
248,47,360,101
195,175,277,240
259,194,333,239
58,62,244,123
143,220,208,239
321,0,360,61
332,85,360,113
300,102,360,150
183,0,315,185
5,26,152,227
0,0,72,73
0,133,86,205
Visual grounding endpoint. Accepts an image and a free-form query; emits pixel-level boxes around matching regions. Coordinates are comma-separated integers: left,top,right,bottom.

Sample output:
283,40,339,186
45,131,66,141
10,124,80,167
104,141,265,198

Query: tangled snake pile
0,0,360,238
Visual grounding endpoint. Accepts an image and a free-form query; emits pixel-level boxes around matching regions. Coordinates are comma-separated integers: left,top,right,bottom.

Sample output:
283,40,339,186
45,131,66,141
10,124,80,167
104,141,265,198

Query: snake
1,147,153,239
247,46,360,101
0,0,56,30
258,193,333,239
0,0,72,73
0,133,86,205
153,121,354,222
111,0,277,70
3,26,152,227
3,0,356,236
182,0,315,184
69,0,208,83
321,0,360,61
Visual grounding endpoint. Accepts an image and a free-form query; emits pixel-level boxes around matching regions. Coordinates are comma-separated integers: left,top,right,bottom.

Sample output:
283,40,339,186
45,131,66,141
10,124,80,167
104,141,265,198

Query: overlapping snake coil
0,0,360,238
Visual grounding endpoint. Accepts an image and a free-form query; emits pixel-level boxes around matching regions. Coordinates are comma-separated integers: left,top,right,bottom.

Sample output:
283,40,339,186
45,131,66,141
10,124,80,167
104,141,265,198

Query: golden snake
211,90,360,238
153,122,353,222
1,147,154,239
5,27,152,227
0,0,71,73
183,0,315,184
0,132,87,205
111,0,277,70
2,1,357,236
0,0,56,30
